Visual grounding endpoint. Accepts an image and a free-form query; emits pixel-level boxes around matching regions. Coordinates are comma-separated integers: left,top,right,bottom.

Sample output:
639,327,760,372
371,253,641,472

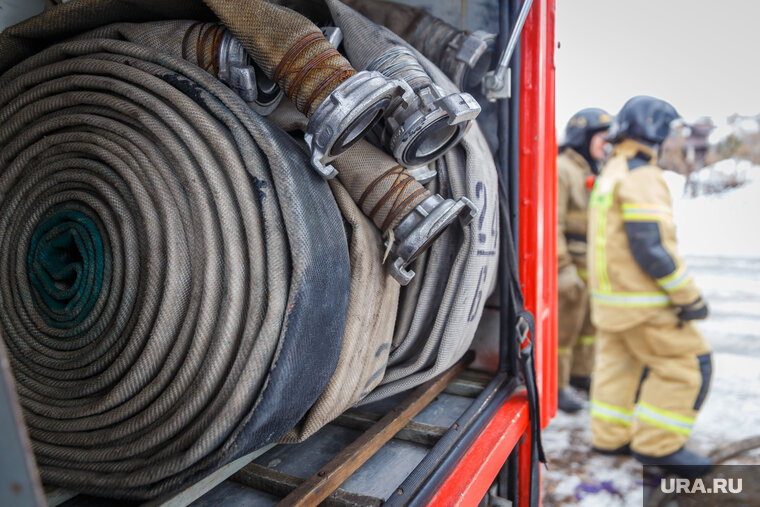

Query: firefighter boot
633,447,713,479
557,388,584,413
570,375,591,394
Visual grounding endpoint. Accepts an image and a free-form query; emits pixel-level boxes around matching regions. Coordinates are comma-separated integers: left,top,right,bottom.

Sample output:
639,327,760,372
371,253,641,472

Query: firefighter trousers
570,303,595,379
558,285,590,389
590,310,712,456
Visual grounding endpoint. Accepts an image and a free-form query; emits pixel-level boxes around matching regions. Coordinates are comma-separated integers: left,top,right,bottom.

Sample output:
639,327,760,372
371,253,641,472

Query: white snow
543,160,760,505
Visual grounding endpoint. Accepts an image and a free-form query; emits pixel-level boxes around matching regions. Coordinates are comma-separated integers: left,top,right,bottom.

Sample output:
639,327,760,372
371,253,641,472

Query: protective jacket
557,148,595,388
558,147,592,276
588,139,701,331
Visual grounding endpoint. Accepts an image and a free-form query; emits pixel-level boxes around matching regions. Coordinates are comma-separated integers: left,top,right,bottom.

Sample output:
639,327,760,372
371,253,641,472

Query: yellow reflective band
578,335,595,345
590,291,670,307
621,203,671,222
621,213,664,222
558,346,572,355
577,268,588,280
590,189,613,293
591,400,633,426
657,265,692,292
621,203,670,212
636,402,694,436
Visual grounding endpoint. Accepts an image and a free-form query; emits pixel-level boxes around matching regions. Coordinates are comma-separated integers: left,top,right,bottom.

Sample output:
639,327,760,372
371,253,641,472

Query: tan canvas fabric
588,139,701,332
557,281,587,390
557,147,592,272
281,180,399,442
570,304,595,378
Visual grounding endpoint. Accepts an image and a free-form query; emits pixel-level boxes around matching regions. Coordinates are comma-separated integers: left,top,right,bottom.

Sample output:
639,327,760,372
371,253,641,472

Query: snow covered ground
542,161,760,506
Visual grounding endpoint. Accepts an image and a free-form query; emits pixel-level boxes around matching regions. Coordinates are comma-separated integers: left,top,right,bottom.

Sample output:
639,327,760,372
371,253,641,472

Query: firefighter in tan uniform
556,108,611,412
588,96,712,477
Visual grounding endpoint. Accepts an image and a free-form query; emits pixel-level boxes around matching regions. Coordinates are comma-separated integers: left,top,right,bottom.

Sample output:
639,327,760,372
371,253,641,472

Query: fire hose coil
0,33,350,498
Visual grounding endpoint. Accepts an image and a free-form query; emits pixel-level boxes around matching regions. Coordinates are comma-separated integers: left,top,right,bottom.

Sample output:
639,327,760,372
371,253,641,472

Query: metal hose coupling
388,194,478,285
333,141,477,285
367,47,480,167
217,30,284,115
408,16,496,95
303,70,414,179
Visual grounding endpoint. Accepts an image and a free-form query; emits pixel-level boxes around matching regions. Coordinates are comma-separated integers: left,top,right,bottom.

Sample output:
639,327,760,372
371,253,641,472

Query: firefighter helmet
609,95,680,145
562,107,613,150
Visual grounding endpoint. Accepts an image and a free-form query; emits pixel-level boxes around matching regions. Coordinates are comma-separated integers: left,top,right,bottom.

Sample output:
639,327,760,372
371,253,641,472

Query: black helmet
609,95,679,145
562,108,613,150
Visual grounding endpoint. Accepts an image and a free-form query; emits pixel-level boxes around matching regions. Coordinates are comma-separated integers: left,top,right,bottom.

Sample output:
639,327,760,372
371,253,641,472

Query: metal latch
482,0,534,102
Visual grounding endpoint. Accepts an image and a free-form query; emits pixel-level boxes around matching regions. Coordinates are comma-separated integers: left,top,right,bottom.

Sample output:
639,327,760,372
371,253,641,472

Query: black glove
676,296,708,321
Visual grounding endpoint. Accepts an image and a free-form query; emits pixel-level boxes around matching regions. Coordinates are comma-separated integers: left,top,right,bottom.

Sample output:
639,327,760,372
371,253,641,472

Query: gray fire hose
342,0,496,96
0,26,351,498
325,0,481,168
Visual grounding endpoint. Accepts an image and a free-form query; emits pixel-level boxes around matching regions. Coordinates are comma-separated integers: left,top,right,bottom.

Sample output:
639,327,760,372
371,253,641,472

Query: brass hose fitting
205,0,414,179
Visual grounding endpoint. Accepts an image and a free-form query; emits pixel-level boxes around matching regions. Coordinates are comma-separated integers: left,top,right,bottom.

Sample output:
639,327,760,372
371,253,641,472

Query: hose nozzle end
305,70,413,179
387,85,480,167
387,194,479,285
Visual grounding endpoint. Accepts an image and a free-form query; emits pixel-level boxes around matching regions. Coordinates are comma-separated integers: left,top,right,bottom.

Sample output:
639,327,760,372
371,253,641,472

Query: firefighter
556,108,611,412
588,96,713,477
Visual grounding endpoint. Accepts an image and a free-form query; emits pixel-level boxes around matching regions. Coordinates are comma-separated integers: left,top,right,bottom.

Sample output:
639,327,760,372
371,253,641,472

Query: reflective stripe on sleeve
558,346,572,355
590,291,670,307
578,335,595,345
657,265,692,292
636,402,694,436
591,400,634,426
621,203,671,222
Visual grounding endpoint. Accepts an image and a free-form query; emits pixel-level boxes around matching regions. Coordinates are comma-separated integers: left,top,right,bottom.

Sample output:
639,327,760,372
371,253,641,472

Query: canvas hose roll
326,0,481,168
203,0,415,179
0,25,354,498
342,0,496,95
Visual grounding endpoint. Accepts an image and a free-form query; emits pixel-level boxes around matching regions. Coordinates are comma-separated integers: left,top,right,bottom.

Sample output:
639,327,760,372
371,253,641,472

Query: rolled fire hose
0,22,352,499
359,49,500,404
342,0,496,96
204,0,415,179
325,0,481,168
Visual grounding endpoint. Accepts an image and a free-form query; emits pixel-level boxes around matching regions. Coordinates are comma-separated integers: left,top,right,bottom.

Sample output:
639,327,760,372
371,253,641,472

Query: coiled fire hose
204,0,415,180
342,0,496,95
128,14,477,284
0,27,352,498
326,0,481,168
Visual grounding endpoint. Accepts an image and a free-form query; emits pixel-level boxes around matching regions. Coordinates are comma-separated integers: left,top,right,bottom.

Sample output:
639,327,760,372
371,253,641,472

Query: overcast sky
555,0,760,135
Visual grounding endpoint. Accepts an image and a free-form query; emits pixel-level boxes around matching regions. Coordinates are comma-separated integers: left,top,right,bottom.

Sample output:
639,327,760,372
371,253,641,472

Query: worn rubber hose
0,33,350,499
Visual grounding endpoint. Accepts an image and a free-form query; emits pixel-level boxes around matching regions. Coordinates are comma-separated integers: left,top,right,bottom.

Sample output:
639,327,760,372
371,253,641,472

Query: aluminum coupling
383,82,481,167
439,30,496,94
304,70,414,179
388,194,478,285
218,30,284,116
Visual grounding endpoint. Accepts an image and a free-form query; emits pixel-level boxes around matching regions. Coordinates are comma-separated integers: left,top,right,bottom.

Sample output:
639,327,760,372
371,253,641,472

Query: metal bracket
482,0,533,102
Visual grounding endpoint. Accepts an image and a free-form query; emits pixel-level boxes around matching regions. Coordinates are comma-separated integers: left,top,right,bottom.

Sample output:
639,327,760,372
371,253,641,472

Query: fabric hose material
203,0,357,116
281,180,400,442
357,46,499,404
326,0,431,91
0,33,350,498
268,100,432,234
343,0,462,73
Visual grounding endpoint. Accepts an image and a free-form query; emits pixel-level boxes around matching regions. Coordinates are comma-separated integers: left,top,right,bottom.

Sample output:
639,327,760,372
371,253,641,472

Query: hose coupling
406,165,438,184
388,194,478,285
304,70,414,179
383,82,481,167
218,30,284,115
439,30,496,93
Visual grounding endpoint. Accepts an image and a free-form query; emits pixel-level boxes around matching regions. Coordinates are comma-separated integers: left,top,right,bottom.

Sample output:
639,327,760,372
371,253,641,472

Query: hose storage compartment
0,31,350,498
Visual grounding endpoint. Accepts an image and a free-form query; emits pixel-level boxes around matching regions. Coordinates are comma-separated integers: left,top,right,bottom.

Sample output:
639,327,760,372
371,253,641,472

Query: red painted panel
425,394,530,506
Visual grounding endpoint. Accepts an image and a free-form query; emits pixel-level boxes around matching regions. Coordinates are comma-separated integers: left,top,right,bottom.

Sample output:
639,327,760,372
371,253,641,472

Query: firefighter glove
676,296,708,321
558,264,585,302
